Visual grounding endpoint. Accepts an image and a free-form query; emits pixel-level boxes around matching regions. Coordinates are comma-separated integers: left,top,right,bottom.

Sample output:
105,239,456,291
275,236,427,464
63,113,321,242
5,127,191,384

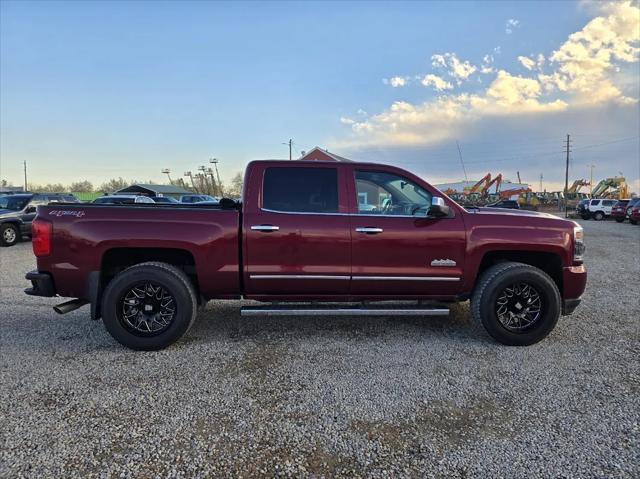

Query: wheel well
477,250,563,294
1,221,20,228
100,248,199,294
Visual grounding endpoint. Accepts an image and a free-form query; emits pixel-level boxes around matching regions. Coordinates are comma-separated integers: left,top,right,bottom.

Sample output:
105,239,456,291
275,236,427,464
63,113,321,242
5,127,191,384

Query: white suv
587,198,617,220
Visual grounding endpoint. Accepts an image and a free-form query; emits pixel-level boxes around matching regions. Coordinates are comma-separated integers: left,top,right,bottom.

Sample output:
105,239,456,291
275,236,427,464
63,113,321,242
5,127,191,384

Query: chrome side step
241,304,449,317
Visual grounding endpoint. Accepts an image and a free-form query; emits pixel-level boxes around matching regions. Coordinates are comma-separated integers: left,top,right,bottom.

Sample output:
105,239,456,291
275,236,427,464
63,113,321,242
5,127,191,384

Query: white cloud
431,52,477,84
340,117,356,125
518,56,536,70
339,2,639,148
519,54,546,71
421,74,453,91
388,76,407,87
506,18,520,34
546,0,639,104
481,54,495,74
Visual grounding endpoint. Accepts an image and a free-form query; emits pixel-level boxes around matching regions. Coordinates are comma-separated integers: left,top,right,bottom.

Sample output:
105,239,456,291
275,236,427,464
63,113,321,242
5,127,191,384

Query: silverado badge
431,259,457,267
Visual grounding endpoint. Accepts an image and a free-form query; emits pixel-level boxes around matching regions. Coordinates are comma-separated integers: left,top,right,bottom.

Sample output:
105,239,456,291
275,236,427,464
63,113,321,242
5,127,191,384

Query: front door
349,168,466,296
244,164,351,295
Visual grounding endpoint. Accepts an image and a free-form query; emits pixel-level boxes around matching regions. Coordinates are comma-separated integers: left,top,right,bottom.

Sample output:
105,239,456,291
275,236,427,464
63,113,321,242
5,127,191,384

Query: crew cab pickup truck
25,160,587,350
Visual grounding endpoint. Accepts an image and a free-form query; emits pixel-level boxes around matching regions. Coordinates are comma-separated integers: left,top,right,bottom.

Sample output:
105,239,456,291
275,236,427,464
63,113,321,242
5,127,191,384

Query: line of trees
3,172,244,198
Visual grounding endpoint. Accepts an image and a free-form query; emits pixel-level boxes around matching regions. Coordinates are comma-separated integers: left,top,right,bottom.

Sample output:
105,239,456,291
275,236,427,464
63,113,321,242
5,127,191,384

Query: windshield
0,196,31,211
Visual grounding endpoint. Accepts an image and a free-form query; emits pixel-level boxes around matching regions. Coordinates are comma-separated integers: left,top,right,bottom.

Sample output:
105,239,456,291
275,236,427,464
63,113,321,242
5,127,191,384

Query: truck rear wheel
101,262,198,350
471,262,561,346
1,223,20,247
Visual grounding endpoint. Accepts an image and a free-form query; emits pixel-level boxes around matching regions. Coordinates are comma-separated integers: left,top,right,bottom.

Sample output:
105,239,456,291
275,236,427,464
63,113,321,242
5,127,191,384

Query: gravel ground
1,218,639,478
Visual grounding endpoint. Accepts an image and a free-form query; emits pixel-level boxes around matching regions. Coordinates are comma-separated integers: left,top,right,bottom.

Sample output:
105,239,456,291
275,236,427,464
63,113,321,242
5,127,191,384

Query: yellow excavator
591,177,628,199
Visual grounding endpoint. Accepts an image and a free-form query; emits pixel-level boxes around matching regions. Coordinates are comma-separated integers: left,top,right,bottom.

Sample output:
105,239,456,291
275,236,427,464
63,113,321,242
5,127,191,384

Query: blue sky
1,1,638,191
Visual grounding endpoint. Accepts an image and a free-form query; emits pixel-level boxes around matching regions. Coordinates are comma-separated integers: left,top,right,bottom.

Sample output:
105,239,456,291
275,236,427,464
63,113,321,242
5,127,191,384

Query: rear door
243,163,351,295
348,166,466,296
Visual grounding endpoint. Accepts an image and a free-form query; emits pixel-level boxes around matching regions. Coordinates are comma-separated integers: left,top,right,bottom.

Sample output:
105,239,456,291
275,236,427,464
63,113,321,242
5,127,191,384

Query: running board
241,304,449,317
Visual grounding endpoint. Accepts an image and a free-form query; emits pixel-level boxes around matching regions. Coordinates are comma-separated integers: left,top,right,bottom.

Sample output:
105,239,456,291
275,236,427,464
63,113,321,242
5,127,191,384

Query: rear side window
603,200,616,206
263,167,338,213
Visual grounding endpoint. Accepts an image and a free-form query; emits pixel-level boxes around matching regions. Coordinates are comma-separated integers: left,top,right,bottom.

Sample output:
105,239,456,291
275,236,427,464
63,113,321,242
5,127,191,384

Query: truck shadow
185,301,486,346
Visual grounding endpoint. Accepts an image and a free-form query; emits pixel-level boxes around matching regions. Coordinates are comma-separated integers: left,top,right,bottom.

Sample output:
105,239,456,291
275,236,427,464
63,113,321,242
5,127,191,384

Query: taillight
32,219,52,257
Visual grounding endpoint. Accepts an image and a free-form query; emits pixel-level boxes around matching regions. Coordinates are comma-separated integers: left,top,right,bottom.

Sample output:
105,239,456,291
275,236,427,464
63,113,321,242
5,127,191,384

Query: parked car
575,199,590,219
624,197,640,218
611,200,630,223
26,159,586,350
0,193,78,246
149,196,180,204
179,194,220,204
486,199,520,209
630,205,640,225
93,195,155,204
587,198,617,220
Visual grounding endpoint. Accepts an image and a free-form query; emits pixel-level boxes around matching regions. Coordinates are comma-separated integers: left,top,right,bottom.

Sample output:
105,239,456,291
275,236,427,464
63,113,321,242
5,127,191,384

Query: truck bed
35,202,241,300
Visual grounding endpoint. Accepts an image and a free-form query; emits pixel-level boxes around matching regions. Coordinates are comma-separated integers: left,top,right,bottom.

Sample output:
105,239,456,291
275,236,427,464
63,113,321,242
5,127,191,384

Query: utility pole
184,171,197,193
517,171,522,184
588,164,595,197
282,140,293,160
539,173,543,192
206,168,217,195
23,160,28,191
455,141,468,182
161,168,173,184
210,158,223,196
198,166,212,194
563,134,571,218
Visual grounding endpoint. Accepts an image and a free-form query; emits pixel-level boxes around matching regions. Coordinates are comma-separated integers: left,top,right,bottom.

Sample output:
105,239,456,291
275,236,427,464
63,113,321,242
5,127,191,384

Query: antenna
455,141,468,182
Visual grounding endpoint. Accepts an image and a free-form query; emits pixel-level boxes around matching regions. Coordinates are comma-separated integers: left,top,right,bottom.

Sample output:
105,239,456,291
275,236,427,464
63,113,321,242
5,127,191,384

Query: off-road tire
471,262,561,346
101,262,198,350
593,211,605,221
631,219,638,225
0,223,20,247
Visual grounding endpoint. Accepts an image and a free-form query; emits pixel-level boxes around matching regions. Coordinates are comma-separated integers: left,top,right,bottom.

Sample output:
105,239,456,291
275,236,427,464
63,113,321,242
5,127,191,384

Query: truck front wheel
101,262,198,350
471,262,561,346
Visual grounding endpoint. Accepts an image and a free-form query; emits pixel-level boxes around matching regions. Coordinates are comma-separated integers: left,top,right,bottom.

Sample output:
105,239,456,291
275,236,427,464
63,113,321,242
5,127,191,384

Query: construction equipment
591,177,627,199
567,179,590,195
481,174,503,200
463,173,492,195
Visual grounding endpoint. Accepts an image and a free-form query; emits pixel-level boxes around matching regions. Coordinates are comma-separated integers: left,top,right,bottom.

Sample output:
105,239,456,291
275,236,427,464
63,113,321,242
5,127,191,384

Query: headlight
573,225,585,262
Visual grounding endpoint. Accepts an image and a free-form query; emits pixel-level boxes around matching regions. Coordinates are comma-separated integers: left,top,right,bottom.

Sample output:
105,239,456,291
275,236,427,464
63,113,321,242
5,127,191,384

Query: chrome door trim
250,274,351,280
250,274,460,281
355,227,384,234
351,276,461,281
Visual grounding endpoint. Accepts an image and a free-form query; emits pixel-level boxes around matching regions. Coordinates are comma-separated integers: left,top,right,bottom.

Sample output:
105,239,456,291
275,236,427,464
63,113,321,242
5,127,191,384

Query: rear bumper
561,265,586,315
611,211,625,218
24,270,56,297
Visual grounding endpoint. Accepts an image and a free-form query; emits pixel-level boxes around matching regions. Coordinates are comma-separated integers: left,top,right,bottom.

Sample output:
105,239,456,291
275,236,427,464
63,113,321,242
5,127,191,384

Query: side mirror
25,206,37,214
429,196,451,218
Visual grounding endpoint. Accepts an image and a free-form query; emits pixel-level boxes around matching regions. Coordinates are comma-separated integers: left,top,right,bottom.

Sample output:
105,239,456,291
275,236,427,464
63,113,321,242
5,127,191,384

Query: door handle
355,227,383,234
251,225,280,232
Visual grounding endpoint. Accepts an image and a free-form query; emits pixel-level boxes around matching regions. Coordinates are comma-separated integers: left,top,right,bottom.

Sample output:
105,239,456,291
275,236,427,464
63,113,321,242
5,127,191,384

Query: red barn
297,146,353,162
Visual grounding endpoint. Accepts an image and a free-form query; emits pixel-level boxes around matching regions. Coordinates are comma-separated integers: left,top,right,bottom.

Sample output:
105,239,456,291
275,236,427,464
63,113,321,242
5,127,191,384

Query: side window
355,170,432,216
263,167,338,213
591,200,600,206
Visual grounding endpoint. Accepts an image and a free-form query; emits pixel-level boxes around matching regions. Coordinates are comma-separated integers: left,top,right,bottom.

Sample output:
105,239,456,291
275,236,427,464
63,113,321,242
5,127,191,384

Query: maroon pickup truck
25,160,587,350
